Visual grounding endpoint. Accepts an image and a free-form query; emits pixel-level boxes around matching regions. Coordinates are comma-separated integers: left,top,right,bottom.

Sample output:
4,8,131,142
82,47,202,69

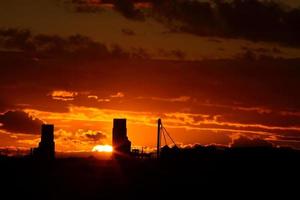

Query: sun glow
92,145,113,153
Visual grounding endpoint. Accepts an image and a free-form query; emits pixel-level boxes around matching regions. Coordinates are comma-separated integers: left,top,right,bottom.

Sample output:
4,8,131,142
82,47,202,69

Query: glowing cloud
50,90,78,101
143,96,192,102
110,92,125,98
87,95,99,100
92,145,113,152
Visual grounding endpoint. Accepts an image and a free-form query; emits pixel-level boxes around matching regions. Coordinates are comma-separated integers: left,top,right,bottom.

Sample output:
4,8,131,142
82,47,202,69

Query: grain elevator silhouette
112,119,131,156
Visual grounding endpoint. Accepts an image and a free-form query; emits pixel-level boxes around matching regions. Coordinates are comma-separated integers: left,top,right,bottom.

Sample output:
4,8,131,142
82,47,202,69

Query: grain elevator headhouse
112,119,131,156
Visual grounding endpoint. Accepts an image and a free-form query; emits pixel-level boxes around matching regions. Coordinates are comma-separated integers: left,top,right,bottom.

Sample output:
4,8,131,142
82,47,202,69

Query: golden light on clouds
87,92,124,102
92,145,113,153
17,104,300,152
25,106,158,126
50,90,78,101
24,105,300,135
110,92,125,98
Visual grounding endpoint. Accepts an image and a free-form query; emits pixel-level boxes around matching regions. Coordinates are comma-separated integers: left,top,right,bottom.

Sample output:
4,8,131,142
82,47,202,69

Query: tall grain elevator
31,124,55,159
112,119,131,156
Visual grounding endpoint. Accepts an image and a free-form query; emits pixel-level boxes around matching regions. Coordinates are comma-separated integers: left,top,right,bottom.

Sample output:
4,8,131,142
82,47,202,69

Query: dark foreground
1,148,300,199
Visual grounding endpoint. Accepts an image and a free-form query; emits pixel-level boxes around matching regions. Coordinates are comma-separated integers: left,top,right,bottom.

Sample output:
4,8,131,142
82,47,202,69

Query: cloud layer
65,0,300,46
0,110,43,134
0,29,300,150
231,136,274,148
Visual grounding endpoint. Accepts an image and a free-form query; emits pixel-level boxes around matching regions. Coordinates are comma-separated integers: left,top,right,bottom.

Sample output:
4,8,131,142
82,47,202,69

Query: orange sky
1,58,300,151
1,0,300,152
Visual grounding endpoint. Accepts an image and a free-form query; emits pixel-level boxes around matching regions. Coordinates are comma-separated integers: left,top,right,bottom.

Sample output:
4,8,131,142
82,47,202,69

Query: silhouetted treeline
160,144,300,162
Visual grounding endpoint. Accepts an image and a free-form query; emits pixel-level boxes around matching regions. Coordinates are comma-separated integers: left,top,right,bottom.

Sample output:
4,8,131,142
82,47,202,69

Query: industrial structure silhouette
31,124,55,159
112,119,131,156
29,118,180,159
4,118,299,200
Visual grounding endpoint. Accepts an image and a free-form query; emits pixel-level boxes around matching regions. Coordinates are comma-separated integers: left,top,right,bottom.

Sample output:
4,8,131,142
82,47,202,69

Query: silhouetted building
31,124,55,159
112,119,131,156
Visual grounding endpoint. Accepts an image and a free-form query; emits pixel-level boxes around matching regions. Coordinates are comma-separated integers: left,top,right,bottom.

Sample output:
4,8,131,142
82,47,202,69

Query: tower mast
157,118,162,158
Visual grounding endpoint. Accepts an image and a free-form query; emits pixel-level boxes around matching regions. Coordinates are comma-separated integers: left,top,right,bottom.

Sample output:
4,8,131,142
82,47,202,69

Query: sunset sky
1,0,300,152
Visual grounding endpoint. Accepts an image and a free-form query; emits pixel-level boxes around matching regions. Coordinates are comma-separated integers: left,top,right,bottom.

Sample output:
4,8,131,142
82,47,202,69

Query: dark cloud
85,132,107,142
207,38,223,43
64,0,145,20
0,98,12,113
1,49,300,113
0,28,33,51
121,28,136,36
0,28,147,60
114,0,145,20
169,49,186,60
0,110,44,134
65,0,300,46
152,0,300,46
235,46,284,60
275,136,300,142
72,0,104,13
157,48,186,60
130,47,150,59
231,136,274,148
0,29,111,59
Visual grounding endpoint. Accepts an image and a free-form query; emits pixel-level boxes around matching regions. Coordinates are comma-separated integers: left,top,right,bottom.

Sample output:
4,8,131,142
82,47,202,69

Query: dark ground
1,148,300,199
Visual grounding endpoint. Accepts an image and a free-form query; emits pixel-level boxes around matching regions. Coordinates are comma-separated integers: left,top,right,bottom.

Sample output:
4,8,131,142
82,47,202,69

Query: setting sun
92,145,113,153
